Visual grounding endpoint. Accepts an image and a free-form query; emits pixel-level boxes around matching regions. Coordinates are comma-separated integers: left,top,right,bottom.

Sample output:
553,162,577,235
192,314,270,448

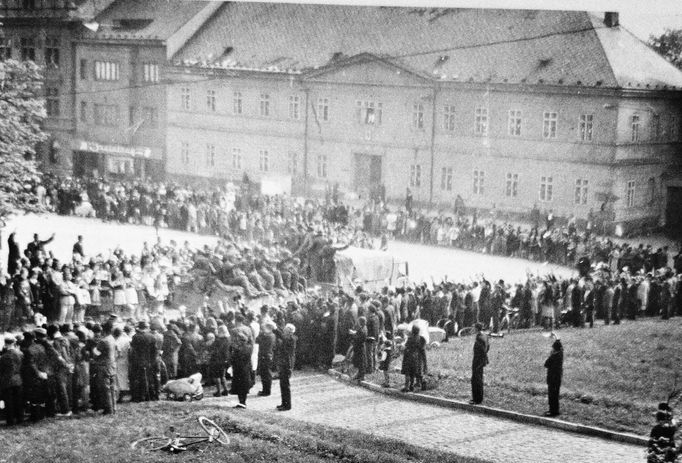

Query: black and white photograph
1,0,682,461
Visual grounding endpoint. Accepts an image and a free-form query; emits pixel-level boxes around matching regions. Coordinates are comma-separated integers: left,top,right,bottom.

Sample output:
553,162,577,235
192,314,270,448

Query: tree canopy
0,59,47,219
649,28,682,70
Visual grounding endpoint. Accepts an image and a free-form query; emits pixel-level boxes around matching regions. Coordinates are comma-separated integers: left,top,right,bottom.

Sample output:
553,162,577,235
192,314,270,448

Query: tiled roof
85,0,211,41
172,3,682,89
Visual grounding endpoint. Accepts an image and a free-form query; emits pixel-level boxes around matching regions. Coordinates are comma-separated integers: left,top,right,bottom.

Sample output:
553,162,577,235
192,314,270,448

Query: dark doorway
353,153,382,199
72,151,101,177
666,187,682,236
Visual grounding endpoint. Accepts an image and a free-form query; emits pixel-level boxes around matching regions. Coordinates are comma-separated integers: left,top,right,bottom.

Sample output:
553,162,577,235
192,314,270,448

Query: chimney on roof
604,12,619,28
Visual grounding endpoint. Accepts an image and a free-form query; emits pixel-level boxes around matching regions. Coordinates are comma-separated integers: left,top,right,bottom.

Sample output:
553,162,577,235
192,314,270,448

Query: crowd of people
1,175,682,449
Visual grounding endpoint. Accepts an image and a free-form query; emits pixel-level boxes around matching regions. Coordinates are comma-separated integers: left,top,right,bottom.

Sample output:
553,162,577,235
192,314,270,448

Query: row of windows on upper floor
76,101,159,129
0,36,60,66
178,87,682,143
410,165,654,208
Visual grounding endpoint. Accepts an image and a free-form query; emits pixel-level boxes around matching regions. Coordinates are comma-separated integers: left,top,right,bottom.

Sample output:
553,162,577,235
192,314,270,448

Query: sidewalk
207,372,644,463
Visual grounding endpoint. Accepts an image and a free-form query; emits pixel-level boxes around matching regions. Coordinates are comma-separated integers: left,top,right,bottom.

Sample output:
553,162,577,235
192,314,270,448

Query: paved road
207,373,643,463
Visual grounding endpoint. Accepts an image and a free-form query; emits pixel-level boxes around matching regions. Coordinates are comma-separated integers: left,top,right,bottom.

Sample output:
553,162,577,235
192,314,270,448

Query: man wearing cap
275,323,297,411
22,329,51,421
130,320,159,402
470,322,489,405
544,338,564,417
0,334,24,425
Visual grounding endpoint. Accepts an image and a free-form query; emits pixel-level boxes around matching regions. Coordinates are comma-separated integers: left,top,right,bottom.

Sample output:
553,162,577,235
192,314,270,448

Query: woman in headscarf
401,324,426,392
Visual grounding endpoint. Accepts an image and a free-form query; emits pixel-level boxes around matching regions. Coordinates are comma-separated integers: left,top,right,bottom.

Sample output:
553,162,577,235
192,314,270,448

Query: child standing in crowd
378,339,393,388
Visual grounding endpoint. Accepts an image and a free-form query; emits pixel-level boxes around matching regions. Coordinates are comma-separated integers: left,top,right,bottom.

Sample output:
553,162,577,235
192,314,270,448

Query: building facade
165,4,682,230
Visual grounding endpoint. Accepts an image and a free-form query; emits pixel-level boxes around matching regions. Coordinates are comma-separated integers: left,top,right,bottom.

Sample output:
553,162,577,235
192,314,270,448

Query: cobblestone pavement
208,373,644,463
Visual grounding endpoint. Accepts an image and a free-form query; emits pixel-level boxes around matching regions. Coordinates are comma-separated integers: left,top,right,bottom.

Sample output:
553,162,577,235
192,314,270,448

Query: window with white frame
317,154,327,178
94,60,120,81
410,164,421,188
205,144,215,167
20,37,35,61
94,104,119,126
143,62,159,82
79,101,87,122
232,148,242,170
668,114,680,141
355,100,383,125
206,89,216,112
142,106,158,128
579,114,593,141
45,36,60,67
45,87,59,117
233,91,243,115
574,179,588,205
288,95,300,120
473,169,485,195
505,173,518,197
443,105,456,131
626,180,636,207
181,87,191,110
181,142,190,165
631,114,640,142
441,167,452,191
508,110,522,136
259,93,270,117
475,107,488,135
259,150,269,172
413,103,424,130
288,152,298,175
543,111,557,139
647,177,656,204
539,176,553,201
317,98,329,121
652,114,661,141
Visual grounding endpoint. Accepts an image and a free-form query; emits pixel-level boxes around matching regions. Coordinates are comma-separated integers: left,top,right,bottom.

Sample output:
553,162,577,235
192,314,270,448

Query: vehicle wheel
510,317,520,330
194,393,203,401
457,327,475,337
131,436,172,451
198,416,230,446
183,393,192,402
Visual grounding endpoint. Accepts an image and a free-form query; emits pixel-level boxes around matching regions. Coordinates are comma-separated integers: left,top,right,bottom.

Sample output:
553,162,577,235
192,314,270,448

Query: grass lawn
0,400,488,463
370,318,682,436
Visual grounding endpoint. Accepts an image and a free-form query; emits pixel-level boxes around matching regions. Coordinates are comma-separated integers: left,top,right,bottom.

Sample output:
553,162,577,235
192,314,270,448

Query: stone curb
327,369,647,447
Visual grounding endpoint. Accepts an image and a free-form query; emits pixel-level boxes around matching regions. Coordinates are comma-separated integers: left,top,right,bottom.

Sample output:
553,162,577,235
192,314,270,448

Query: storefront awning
75,140,152,159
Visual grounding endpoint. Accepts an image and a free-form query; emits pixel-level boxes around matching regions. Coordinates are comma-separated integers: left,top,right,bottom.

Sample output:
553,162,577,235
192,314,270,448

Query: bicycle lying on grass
131,416,230,453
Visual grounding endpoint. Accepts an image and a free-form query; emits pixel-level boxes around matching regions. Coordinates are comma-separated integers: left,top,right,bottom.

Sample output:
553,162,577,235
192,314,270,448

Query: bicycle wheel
198,417,230,446
458,326,475,337
131,436,172,451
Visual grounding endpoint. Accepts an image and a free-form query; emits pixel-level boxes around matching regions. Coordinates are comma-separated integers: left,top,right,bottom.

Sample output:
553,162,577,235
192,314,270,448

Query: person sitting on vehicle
649,403,679,462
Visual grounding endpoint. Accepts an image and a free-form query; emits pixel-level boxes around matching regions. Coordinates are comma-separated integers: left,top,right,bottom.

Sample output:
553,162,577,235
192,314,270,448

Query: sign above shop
77,140,152,158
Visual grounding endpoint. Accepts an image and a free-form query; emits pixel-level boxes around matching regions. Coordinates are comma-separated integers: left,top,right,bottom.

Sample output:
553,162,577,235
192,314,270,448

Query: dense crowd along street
1,177,682,461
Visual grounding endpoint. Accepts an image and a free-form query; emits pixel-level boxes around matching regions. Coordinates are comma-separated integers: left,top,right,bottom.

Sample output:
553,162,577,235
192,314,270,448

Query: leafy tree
0,59,47,219
649,29,682,69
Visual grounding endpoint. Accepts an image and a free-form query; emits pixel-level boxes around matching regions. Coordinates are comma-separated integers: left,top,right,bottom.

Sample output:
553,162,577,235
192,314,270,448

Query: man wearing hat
23,329,51,421
470,322,489,405
274,323,297,411
544,337,564,417
0,334,24,425
92,321,117,415
130,320,159,402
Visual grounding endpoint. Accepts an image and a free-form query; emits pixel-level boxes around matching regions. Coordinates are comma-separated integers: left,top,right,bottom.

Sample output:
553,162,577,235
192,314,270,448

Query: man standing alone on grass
470,322,489,405
275,323,297,411
544,338,563,417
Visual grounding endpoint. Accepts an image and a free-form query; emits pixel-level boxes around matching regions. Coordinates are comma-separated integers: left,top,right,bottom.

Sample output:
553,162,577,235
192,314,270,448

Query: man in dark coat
130,320,159,402
229,313,254,408
0,334,24,425
544,338,564,417
256,321,276,397
92,321,117,414
470,322,489,405
7,232,20,276
275,323,297,411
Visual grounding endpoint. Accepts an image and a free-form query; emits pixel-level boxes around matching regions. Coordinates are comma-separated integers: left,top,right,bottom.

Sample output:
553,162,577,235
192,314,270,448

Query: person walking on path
544,337,563,417
274,323,297,411
470,322,489,405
